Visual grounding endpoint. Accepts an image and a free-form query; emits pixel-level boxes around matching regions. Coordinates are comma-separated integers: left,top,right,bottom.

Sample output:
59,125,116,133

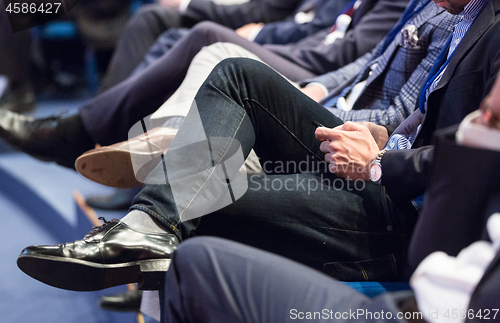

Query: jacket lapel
414,0,500,146
469,251,500,304
434,0,499,92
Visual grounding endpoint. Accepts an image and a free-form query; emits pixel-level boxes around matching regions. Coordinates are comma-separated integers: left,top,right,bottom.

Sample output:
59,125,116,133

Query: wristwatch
369,150,386,184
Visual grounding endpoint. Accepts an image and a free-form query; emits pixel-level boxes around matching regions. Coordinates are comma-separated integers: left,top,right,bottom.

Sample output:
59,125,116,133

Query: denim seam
242,98,324,161
354,262,369,281
176,109,248,224
243,217,403,235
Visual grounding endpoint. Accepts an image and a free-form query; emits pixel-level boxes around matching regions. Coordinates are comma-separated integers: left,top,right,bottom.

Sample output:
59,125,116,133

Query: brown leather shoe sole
76,148,143,188
75,146,167,189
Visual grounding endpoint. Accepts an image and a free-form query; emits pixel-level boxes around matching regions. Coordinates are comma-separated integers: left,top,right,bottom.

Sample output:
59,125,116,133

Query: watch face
370,164,382,182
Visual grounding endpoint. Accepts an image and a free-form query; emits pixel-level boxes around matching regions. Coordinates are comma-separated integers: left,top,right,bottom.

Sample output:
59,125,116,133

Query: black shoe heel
17,220,177,291
138,259,171,290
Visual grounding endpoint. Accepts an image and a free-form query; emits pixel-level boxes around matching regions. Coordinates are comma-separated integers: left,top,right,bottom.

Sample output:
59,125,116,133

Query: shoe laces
28,111,67,130
30,115,61,129
84,217,119,239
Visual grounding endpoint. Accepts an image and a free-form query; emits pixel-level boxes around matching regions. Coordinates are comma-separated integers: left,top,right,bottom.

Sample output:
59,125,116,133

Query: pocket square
397,24,419,48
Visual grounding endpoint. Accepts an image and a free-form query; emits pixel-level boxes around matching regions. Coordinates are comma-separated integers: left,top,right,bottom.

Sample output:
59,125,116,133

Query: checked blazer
381,0,500,202
307,0,460,127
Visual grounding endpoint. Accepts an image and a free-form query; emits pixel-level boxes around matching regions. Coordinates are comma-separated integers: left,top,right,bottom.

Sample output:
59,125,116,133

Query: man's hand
236,23,264,40
315,122,380,181
482,72,500,129
159,0,183,9
300,85,327,102
353,122,389,150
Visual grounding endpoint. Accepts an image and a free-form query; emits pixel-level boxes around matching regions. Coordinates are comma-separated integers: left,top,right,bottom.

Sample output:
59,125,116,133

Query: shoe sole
75,149,144,189
99,304,141,313
17,254,170,291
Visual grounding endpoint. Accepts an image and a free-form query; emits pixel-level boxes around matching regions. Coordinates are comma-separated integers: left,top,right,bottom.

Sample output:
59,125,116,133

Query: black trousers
0,5,31,88
98,5,184,92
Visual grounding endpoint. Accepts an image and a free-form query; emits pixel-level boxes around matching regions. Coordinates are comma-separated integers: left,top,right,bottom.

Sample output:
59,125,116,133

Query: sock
121,210,169,234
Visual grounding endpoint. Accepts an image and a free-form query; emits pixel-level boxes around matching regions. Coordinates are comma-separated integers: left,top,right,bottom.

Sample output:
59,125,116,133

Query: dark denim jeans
131,58,416,281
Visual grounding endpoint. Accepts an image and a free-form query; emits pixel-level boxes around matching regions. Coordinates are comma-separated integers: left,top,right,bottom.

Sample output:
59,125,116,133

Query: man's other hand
353,122,389,150
315,122,380,181
300,85,327,102
159,0,183,9
236,23,264,40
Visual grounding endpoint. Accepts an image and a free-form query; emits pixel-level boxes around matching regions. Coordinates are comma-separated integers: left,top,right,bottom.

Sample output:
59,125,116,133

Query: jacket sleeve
183,0,303,29
289,0,407,86
314,0,409,71
301,51,373,93
253,0,347,45
381,146,434,201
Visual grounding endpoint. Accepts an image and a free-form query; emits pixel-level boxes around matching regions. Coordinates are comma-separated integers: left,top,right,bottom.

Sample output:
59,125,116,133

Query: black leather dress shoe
0,86,36,113
100,289,143,312
17,218,178,291
0,110,90,168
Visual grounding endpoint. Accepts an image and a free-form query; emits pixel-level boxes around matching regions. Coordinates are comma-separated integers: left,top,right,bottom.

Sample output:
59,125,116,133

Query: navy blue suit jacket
264,0,410,76
183,0,304,29
406,133,500,320
468,245,500,323
254,0,350,45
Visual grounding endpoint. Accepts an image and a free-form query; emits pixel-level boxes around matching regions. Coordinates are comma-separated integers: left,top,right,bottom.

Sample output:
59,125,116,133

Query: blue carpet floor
0,98,138,323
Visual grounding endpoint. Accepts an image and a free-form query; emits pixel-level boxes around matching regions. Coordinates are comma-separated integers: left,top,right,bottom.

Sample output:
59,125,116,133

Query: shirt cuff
306,82,329,97
179,0,192,13
247,24,264,41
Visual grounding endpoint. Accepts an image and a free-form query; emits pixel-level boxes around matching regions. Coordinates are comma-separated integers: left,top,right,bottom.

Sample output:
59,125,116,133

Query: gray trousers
162,237,413,323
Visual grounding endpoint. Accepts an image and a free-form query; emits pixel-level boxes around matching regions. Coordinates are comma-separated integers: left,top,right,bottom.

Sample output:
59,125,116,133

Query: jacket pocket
323,253,398,282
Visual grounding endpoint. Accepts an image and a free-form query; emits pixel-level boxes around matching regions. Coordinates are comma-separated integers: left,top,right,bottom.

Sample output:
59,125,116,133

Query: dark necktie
329,0,359,33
